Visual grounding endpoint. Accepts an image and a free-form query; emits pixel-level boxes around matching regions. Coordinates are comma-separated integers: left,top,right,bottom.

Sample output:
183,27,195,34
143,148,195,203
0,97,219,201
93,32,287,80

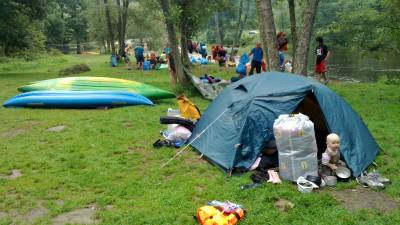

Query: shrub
59,64,91,76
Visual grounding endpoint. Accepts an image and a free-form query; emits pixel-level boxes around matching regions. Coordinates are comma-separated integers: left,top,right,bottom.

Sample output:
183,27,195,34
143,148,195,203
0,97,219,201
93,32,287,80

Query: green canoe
18,77,175,100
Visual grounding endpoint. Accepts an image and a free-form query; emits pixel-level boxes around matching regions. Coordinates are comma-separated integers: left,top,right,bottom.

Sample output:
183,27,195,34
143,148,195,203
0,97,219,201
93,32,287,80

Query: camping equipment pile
189,53,209,65
153,96,200,148
196,200,245,225
185,68,230,100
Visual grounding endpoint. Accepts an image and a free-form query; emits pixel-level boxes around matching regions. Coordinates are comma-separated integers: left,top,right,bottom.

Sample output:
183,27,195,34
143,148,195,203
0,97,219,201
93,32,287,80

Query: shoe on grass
368,170,391,185
356,172,385,189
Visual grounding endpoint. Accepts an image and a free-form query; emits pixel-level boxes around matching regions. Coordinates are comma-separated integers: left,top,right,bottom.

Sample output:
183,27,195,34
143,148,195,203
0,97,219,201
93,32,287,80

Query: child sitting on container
321,133,347,176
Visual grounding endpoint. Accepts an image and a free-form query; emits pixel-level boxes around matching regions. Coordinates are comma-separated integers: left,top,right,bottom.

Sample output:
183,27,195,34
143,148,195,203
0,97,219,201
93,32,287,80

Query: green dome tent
190,72,379,177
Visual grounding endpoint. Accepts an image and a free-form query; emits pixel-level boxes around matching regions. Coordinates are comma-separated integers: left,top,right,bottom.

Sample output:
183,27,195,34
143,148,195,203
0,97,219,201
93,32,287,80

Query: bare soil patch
0,169,22,180
21,203,49,222
52,204,99,225
329,186,398,213
127,147,135,154
47,125,67,132
123,122,133,127
55,200,65,206
275,199,295,212
0,211,7,219
1,201,49,224
1,121,41,138
1,128,25,138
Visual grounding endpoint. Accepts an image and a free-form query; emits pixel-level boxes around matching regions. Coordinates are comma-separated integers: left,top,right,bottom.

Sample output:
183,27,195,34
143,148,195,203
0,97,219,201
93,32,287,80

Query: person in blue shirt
134,44,145,70
198,42,207,58
248,42,263,75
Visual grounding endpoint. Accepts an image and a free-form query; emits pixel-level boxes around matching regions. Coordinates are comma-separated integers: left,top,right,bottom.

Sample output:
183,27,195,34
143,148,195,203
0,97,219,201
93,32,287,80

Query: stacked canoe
3,91,153,108
4,77,175,108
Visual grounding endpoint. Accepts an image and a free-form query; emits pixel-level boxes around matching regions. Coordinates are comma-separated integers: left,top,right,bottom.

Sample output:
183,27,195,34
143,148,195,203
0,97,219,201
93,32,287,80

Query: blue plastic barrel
143,61,151,70
111,54,117,67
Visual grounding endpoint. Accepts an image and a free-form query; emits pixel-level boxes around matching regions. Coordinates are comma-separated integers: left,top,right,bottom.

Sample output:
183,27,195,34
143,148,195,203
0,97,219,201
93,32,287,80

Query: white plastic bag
163,125,192,142
166,108,180,132
273,113,318,181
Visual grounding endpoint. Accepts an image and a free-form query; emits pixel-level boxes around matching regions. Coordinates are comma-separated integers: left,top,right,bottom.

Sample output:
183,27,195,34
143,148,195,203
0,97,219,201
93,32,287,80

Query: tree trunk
238,0,250,47
116,0,129,56
179,0,190,68
180,22,190,68
76,40,81,54
104,0,116,54
160,0,188,86
106,38,110,53
122,0,129,45
293,0,319,75
256,0,280,71
231,0,243,55
116,0,124,56
4,42,9,56
214,11,224,46
288,0,297,72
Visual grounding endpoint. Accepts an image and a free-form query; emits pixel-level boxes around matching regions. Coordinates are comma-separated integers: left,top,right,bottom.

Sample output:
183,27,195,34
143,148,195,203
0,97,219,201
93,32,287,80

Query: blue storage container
143,61,151,70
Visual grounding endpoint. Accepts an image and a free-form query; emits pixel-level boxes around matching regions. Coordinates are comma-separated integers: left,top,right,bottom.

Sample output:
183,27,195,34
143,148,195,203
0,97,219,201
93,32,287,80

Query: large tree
256,0,280,71
66,0,89,54
159,0,188,86
116,0,130,56
177,0,217,68
0,0,47,55
214,10,225,46
104,0,116,54
288,0,297,70
230,0,250,55
293,0,319,75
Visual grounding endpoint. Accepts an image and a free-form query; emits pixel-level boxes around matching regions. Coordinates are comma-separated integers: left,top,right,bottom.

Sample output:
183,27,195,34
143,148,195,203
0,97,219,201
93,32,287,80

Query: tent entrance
292,93,330,158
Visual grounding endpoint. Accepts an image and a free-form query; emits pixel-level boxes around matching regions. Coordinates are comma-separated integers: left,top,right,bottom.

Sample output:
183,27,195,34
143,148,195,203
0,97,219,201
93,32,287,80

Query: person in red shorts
315,37,331,84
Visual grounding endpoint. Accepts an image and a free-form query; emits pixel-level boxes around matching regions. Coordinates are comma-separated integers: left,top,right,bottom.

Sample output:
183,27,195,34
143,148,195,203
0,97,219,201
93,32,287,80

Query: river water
308,49,400,82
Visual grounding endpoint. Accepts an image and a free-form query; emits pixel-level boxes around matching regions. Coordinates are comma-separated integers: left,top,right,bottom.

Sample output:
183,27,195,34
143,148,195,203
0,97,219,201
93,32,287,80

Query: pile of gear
153,95,201,149
196,200,245,225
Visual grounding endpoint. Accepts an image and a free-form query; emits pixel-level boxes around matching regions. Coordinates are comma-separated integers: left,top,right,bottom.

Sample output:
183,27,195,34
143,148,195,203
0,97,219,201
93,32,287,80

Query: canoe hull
18,77,175,100
3,91,153,108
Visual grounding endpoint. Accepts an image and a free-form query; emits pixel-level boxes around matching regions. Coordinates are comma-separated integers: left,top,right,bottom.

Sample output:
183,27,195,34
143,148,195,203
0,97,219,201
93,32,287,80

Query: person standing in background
248,42,264,75
315,37,331,84
277,32,289,71
134,44,145,70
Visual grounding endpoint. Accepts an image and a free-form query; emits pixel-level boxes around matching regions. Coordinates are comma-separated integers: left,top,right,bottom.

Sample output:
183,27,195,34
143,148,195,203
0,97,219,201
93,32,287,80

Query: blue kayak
3,91,153,108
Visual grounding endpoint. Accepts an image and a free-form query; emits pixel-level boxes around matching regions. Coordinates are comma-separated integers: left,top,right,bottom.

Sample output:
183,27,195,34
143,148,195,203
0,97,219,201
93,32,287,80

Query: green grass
0,54,399,224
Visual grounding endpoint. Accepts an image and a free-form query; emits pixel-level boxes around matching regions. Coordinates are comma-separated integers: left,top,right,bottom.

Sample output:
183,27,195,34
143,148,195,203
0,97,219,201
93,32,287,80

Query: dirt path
330,186,398,212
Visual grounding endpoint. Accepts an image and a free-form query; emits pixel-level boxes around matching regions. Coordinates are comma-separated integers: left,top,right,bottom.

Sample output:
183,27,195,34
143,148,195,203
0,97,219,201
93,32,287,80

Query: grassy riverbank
0,54,399,224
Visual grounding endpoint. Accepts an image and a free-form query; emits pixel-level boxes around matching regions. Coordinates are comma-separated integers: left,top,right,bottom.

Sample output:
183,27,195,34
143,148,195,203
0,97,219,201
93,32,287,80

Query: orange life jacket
196,205,245,225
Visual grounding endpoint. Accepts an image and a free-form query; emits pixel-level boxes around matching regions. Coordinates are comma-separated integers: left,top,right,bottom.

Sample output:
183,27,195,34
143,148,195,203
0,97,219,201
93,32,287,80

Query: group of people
119,34,331,84
119,44,169,70
187,40,207,58
211,45,228,67
245,33,331,84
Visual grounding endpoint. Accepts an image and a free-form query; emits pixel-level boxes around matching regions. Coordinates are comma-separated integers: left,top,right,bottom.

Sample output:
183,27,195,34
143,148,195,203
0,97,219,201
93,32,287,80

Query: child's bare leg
322,72,328,84
317,73,322,82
